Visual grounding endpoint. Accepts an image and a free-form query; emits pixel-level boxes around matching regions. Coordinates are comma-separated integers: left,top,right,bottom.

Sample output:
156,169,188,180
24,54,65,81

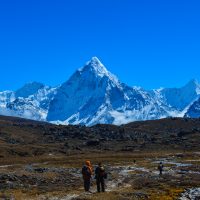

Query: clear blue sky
0,0,200,91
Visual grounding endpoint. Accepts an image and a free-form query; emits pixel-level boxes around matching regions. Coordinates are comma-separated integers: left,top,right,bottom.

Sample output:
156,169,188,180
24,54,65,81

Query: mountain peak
183,79,199,91
15,82,45,98
79,56,121,86
82,56,108,75
77,56,111,79
187,79,199,86
89,56,102,64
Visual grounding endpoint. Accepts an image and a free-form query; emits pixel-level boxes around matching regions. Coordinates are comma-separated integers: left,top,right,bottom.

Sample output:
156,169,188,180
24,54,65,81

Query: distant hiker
158,162,164,175
95,162,107,192
82,160,93,192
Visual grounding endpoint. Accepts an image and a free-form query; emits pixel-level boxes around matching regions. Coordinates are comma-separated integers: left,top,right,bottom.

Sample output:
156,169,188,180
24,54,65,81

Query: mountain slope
185,97,200,118
158,79,200,110
0,90,15,107
15,82,45,98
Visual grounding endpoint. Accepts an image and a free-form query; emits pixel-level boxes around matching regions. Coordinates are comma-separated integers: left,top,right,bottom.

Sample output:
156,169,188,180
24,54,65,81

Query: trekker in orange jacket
82,160,93,192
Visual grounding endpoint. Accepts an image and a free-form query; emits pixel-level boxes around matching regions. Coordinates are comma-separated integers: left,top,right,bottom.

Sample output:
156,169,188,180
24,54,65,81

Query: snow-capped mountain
15,82,45,98
1,82,57,121
184,97,200,118
158,79,200,110
0,90,15,107
0,57,200,125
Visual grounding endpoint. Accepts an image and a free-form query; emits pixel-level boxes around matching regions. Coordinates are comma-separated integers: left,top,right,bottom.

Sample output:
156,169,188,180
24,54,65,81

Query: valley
0,116,200,199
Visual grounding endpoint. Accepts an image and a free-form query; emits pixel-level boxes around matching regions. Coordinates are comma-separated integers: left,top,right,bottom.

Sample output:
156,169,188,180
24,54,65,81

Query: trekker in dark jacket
95,162,107,192
82,160,93,192
158,162,164,175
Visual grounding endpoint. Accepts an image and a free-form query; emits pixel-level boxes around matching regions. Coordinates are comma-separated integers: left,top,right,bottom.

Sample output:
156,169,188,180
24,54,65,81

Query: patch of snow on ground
49,194,79,200
179,188,200,200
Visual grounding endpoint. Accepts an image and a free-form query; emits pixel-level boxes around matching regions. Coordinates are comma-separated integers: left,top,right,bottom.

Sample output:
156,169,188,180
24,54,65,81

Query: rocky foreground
0,116,200,199
0,151,200,199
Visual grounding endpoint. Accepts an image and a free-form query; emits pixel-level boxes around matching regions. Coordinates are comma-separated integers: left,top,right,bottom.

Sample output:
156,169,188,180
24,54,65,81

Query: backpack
103,172,107,179
99,167,105,176
99,166,107,179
